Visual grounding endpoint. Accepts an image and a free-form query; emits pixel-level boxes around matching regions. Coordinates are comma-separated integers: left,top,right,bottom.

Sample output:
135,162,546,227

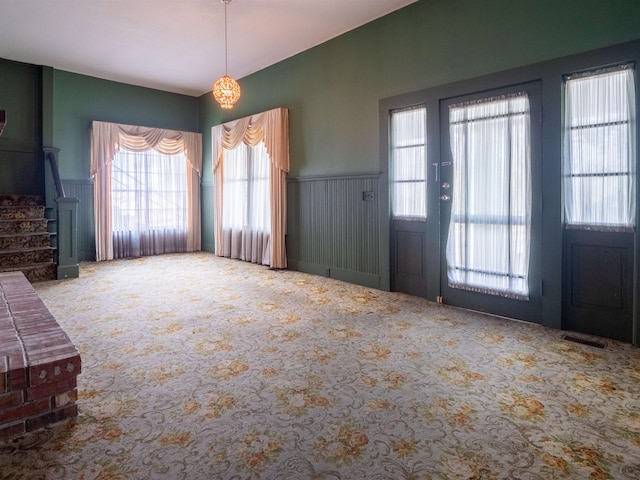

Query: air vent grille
563,334,606,349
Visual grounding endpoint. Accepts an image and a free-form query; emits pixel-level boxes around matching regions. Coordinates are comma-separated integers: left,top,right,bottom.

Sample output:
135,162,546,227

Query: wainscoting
64,174,383,289
287,173,381,288
201,182,215,253
61,180,94,262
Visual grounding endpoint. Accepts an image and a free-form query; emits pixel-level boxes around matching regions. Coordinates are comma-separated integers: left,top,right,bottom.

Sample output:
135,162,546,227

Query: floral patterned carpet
1,252,639,479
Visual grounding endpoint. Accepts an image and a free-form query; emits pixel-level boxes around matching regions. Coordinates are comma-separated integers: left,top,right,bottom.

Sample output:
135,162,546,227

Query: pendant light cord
224,0,228,75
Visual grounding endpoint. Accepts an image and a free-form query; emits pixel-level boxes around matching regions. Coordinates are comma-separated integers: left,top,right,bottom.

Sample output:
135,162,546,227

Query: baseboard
288,259,381,289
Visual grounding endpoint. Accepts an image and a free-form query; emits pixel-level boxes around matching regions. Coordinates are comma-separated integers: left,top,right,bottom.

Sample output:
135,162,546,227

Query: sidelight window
390,107,427,219
564,64,636,231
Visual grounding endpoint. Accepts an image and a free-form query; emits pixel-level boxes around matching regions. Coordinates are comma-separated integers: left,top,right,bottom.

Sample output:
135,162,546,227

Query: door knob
440,194,450,201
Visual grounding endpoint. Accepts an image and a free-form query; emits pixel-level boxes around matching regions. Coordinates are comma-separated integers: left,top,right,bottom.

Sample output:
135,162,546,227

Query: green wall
197,0,640,336
199,0,640,178
0,59,42,195
52,70,198,180
4,0,640,264
50,71,199,260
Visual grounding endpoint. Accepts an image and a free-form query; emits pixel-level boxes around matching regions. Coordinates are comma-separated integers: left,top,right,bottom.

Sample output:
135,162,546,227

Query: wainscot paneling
287,173,380,288
201,182,215,253
61,179,94,261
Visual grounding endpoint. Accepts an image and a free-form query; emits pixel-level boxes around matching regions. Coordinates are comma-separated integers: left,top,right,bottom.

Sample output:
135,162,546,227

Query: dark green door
438,83,543,323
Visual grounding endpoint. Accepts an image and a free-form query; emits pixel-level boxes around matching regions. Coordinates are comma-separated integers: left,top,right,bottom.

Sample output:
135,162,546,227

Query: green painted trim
288,260,381,289
330,267,381,290
287,259,329,278
61,179,93,185
288,172,381,183
57,264,79,280
42,67,54,147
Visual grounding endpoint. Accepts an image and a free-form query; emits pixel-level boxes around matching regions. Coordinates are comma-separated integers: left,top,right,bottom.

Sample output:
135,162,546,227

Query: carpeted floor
1,252,639,479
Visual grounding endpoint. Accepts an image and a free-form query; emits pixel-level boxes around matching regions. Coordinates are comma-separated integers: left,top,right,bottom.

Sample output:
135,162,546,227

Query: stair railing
43,147,80,279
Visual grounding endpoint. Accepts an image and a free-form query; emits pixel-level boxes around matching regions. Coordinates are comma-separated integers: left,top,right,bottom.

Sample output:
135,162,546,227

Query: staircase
0,194,56,282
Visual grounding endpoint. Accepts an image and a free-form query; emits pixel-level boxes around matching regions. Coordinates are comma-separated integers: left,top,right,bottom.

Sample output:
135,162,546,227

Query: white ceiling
0,0,417,97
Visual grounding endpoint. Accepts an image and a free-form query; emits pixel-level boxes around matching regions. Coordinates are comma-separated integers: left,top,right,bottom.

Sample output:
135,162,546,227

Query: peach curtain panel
212,107,290,269
91,121,202,261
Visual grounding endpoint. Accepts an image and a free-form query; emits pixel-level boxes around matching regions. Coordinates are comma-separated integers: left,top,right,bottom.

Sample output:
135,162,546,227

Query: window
446,93,532,299
564,64,636,230
212,107,290,269
111,148,188,257
390,107,427,219
91,121,202,262
221,141,271,264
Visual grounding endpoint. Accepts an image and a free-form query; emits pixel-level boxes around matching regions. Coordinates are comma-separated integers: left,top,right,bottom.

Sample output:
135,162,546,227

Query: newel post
43,147,80,279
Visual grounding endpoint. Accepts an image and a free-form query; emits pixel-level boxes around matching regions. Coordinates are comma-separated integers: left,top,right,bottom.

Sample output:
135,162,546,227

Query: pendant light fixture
213,0,241,109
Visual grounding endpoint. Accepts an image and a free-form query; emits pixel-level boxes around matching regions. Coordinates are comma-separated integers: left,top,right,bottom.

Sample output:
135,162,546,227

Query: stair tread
0,232,50,237
0,262,55,270
0,217,48,222
0,204,44,208
0,246,55,254
0,197,58,282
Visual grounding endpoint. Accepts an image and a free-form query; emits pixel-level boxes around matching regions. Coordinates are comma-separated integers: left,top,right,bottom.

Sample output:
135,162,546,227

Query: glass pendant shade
213,0,240,109
213,75,241,109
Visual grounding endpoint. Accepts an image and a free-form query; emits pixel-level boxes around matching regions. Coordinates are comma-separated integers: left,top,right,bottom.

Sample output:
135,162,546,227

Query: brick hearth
0,271,81,441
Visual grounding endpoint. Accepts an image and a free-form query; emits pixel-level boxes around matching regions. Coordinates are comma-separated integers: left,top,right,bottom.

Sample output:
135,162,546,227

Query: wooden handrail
43,147,65,199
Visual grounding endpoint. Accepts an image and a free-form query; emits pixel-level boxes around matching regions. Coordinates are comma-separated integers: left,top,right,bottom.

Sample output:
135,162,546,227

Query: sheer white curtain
390,107,427,219
91,121,202,261
221,141,271,264
111,148,187,258
446,93,531,299
564,65,636,230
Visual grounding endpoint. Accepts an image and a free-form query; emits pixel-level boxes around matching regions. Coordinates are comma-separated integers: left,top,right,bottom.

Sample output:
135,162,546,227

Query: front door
438,83,543,323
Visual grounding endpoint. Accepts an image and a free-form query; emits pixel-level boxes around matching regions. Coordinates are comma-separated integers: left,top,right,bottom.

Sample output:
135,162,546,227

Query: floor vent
562,334,606,349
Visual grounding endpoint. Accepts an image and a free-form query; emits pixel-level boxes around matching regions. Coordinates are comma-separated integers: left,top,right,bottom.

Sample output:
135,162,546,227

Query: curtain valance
91,121,202,179
212,107,289,174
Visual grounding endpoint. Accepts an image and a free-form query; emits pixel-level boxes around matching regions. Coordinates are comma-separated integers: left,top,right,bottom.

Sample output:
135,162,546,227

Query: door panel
564,230,633,342
439,83,543,323
392,220,428,297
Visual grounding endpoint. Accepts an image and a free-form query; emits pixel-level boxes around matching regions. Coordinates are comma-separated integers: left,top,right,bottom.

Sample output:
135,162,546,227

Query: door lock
441,182,450,189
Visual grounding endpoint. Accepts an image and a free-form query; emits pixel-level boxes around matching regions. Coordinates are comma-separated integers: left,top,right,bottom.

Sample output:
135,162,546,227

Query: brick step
0,205,45,221
0,263,56,283
0,247,54,268
0,218,48,234
0,271,80,441
0,232,51,250
0,194,43,207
